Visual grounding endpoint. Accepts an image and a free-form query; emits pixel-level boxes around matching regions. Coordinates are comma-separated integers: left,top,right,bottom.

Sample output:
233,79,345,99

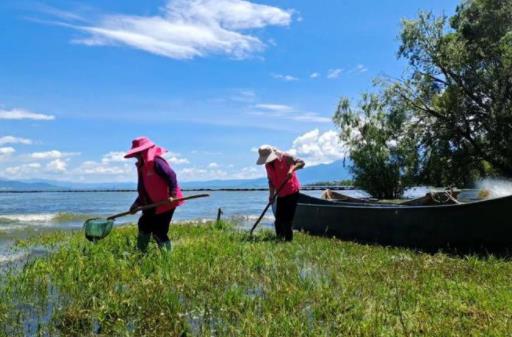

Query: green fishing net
84,218,114,242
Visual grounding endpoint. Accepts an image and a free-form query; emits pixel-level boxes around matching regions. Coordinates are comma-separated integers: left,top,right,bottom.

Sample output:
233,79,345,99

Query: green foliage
2,224,512,336
304,179,353,187
335,0,512,196
334,94,420,198
395,0,512,175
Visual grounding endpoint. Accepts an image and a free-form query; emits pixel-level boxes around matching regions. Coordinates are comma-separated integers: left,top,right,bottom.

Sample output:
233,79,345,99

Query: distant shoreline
0,186,354,193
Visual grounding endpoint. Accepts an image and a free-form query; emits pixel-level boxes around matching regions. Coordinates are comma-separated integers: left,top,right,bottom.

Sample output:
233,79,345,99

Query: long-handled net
84,218,114,242
83,194,209,242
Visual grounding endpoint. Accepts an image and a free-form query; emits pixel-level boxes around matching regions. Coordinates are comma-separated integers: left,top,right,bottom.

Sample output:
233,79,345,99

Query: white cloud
310,72,320,79
178,165,264,181
0,147,15,155
46,159,67,172
230,166,264,179
327,68,343,79
290,113,331,123
272,74,298,81
250,104,331,123
101,151,126,163
208,162,219,168
289,129,346,166
354,64,368,73
77,160,133,176
229,89,256,103
2,163,42,176
54,0,293,60
31,150,79,160
178,167,229,181
163,151,190,165
254,104,293,113
0,147,16,161
0,108,55,120
0,136,33,146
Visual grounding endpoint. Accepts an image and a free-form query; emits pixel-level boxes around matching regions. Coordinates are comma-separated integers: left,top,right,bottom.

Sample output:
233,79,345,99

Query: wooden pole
216,208,223,223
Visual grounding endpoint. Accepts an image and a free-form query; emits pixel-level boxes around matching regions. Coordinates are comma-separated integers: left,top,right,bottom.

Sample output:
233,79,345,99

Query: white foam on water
477,178,512,199
0,214,58,234
0,212,96,228
0,213,55,223
0,251,26,264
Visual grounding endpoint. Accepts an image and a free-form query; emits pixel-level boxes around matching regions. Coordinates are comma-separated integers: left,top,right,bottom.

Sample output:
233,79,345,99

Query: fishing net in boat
84,218,114,242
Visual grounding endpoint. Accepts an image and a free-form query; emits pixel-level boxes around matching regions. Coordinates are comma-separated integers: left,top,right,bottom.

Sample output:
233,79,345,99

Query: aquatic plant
1,222,512,336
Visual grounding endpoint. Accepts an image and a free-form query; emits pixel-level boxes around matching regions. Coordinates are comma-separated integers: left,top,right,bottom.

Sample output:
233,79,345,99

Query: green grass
1,222,512,336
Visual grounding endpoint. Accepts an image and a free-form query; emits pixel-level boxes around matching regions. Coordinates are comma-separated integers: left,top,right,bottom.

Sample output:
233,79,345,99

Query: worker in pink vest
257,145,305,241
124,136,184,252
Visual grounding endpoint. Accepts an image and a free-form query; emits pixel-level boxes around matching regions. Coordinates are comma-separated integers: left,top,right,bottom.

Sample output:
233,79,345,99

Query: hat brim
256,151,278,165
124,143,155,158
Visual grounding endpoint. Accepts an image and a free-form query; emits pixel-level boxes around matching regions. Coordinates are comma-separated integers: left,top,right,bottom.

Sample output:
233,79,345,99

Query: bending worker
124,136,184,252
256,145,305,241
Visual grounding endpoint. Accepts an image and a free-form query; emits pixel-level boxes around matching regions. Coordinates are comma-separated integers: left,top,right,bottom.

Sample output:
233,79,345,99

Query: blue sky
0,0,460,182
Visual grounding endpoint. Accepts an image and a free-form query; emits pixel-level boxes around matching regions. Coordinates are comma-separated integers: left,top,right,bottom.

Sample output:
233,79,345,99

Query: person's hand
129,205,139,214
167,197,175,205
287,167,296,178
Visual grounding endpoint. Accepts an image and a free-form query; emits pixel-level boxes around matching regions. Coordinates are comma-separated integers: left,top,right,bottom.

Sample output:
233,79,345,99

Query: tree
334,94,420,199
335,0,512,196
393,0,512,175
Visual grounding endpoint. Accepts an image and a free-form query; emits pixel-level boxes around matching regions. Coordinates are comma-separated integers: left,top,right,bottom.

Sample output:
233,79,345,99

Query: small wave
0,251,26,264
0,212,97,227
233,214,274,221
0,214,55,224
52,212,96,223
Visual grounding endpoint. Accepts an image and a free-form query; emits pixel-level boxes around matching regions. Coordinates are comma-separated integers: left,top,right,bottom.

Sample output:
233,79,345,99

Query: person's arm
285,155,305,177
268,179,276,202
154,157,178,198
130,174,144,213
129,196,141,214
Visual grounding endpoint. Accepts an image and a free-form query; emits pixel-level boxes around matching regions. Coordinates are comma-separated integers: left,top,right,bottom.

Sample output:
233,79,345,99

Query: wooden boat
292,193,512,249
399,190,461,206
321,189,377,203
322,189,460,206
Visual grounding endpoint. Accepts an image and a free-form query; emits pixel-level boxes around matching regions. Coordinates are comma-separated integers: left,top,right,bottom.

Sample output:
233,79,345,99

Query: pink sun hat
124,136,156,158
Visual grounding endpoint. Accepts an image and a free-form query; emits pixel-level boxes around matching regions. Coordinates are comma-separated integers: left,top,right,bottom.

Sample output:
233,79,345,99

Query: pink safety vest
138,156,184,214
265,157,301,197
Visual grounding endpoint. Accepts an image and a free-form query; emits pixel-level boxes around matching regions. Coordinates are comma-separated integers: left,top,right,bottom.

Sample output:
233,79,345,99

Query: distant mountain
181,160,351,189
297,160,351,184
0,160,351,191
0,179,61,191
23,179,137,190
181,178,268,189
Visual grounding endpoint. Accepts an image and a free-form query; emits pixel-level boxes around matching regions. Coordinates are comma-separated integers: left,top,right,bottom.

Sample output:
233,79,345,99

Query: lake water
0,188,484,264
0,190,327,263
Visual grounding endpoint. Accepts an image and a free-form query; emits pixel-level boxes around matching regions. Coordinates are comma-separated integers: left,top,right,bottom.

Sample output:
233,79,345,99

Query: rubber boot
159,240,172,252
136,233,151,252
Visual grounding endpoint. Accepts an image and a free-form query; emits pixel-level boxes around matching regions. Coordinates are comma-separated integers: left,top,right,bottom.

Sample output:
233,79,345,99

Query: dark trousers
275,192,299,241
138,209,175,245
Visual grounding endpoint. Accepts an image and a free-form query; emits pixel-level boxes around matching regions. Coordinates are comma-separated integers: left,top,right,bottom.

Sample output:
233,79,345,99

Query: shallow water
0,188,486,264
0,190,327,263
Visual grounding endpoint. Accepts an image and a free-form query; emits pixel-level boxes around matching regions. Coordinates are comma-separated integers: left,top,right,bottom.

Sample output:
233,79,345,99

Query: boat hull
293,193,512,249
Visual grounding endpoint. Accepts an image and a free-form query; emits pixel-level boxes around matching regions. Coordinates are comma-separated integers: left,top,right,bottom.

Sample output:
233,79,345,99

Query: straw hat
256,145,279,165
124,136,156,158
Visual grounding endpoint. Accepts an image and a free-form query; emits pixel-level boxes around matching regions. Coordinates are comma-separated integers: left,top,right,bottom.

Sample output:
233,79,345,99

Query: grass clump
1,222,512,336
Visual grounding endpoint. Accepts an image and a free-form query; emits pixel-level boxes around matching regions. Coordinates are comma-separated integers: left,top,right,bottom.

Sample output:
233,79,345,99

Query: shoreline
0,186,354,193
